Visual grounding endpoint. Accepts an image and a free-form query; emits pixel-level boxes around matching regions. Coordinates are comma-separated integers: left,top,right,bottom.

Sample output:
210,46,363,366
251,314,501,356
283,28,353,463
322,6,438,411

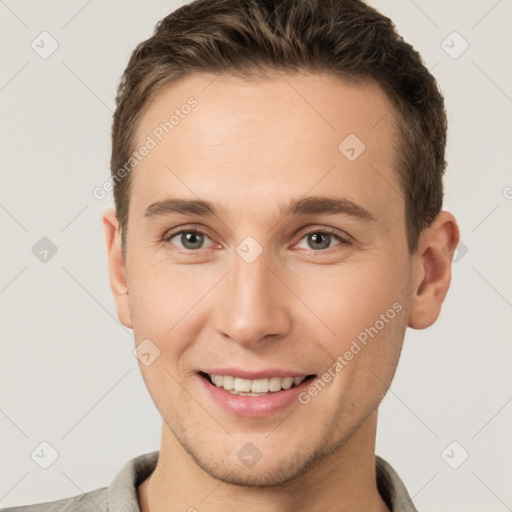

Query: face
108,72,418,486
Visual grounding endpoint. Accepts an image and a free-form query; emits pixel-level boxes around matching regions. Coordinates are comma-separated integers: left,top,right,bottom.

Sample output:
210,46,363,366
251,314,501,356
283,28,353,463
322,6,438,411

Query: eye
162,226,351,253
295,229,350,251
164,228,216,251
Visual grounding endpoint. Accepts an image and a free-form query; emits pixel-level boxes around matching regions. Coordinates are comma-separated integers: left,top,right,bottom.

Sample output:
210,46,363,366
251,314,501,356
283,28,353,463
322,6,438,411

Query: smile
206,373,310,395
196,370,316,416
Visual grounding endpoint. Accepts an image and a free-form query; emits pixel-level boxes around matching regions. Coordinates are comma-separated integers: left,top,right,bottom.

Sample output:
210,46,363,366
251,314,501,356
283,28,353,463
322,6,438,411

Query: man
3,0,459,510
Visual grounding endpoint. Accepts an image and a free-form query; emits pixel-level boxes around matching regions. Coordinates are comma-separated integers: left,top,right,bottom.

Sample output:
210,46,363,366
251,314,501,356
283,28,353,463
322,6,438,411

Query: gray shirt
1,452,418,511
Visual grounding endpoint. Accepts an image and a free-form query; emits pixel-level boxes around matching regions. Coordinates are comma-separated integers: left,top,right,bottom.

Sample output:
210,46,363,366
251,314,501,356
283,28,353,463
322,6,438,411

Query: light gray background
1,0,511,510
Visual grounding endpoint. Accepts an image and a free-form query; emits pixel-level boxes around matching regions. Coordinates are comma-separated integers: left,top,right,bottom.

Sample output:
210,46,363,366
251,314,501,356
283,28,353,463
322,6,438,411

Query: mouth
198,371,317,396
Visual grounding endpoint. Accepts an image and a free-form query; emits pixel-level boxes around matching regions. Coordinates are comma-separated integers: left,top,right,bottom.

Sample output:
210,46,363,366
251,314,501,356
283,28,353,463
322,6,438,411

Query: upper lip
199,368,314,379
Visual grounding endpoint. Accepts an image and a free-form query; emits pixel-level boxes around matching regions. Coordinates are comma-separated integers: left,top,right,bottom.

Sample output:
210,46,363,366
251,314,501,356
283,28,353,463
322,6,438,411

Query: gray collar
106,451,418,511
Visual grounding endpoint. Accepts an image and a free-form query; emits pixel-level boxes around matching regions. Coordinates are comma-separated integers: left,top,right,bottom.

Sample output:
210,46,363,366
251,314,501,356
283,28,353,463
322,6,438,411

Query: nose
214,247,291,348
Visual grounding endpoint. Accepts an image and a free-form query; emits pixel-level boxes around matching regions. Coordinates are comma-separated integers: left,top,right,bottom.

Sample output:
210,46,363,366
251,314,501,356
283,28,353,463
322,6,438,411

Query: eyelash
162,226,352,253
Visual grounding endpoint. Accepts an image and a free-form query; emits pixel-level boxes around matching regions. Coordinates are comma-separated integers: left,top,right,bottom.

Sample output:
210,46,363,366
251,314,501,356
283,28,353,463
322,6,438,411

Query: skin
102,72,459,512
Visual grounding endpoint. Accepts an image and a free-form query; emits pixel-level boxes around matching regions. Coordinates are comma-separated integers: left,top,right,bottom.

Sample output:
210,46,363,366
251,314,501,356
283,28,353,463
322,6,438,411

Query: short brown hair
111,0,447,258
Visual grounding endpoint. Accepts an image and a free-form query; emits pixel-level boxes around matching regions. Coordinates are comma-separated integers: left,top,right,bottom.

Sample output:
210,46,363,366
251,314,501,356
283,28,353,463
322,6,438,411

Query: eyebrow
144,196,376,222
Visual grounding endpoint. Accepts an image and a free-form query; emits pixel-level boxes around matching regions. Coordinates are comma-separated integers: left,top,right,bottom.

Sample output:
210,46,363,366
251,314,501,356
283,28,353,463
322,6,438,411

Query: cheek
127,259,208,337
293,256,407,397
294,256,405,340
129,263,198,407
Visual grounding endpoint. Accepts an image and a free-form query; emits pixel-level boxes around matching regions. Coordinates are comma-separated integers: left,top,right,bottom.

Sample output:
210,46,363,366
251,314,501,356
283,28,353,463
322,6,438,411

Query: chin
195,456,312,488
180,430,338,488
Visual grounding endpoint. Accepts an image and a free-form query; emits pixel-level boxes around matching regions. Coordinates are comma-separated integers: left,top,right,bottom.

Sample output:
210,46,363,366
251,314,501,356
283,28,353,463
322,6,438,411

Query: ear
102,208,133,329
408,211,460,330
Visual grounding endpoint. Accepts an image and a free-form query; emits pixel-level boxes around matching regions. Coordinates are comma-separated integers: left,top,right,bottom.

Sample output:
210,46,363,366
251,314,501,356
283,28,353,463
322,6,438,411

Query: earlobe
408,211,460,330
102,208,133,329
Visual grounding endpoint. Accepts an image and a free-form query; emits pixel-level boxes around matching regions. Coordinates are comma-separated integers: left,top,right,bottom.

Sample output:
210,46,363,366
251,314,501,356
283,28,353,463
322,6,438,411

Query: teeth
281,377,294,389
222,375,234,390
251,378,269,393
208,374,306,394
234,378,252,392
269,377,282,392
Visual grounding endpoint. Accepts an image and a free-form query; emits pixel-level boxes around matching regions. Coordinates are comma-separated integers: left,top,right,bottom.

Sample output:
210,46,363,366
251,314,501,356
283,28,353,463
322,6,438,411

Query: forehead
135,71,398,149
130,72,403,222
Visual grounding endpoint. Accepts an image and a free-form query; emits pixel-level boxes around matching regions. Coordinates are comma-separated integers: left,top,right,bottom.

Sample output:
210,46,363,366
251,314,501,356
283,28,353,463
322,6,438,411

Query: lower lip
198,374,315,418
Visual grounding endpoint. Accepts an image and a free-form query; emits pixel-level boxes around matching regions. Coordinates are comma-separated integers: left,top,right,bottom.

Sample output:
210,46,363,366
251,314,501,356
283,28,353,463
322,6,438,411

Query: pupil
309,233,329,250
183,232,203,249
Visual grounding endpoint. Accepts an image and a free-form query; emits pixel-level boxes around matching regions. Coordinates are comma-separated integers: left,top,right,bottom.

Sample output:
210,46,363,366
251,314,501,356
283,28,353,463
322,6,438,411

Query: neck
138,412,389,512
